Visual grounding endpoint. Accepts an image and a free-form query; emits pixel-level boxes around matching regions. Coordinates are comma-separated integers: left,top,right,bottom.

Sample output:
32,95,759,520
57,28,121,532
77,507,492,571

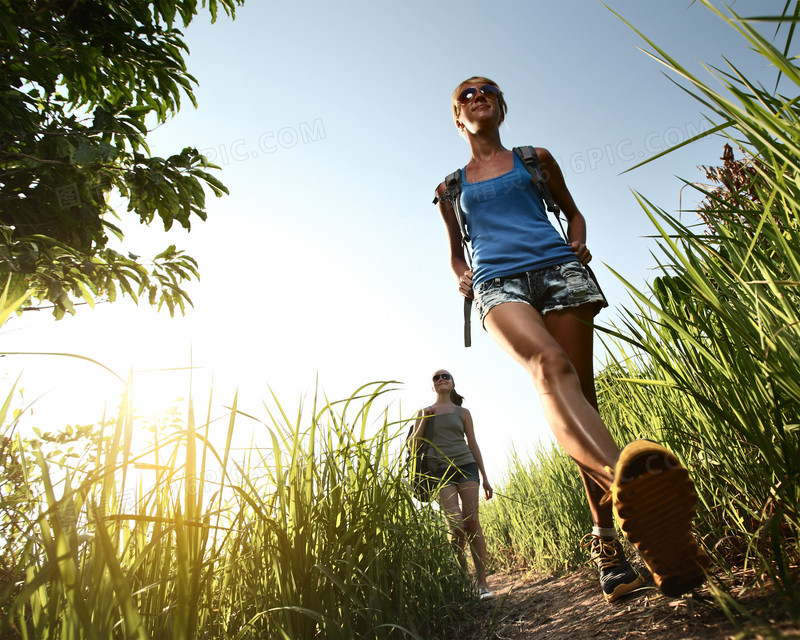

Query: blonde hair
451,76,508,129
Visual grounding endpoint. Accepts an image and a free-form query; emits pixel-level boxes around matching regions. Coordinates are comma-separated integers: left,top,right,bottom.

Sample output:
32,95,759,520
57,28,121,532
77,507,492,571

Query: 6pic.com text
561,118,714,175
199,119,327,166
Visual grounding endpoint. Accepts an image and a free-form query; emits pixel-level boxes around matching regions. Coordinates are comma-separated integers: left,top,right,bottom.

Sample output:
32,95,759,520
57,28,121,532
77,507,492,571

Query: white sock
592,526,618,539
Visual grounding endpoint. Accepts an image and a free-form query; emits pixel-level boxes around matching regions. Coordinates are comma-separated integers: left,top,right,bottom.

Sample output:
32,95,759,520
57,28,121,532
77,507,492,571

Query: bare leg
543,305,615,528
486,301,705,598
484,301,618,492
457,481,489,588
438,485,468,572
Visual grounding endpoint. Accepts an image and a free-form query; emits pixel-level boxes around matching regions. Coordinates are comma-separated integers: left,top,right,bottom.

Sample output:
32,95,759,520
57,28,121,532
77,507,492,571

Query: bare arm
408,407,432,452
435,182,474,299
461,407,493,500
536,148,592,265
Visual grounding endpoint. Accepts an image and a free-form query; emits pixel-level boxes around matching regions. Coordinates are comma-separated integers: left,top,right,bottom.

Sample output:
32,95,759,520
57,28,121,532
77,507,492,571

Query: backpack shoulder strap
443,170,461,199
513,146,567,240
432,169,473,349
433,169,471,248
419,408,436,447
513,146,559,215
432,170,462,204
405,407,435,457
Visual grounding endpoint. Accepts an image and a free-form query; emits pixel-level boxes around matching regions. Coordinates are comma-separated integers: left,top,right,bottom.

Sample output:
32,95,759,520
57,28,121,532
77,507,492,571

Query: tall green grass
599,0,800,615
481,448,590,576
482,0,800,624
0,374,477,639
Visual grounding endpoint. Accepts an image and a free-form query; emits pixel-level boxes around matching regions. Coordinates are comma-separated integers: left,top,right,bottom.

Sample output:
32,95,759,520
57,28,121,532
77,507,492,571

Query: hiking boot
582,534,645,603
609,440,710,597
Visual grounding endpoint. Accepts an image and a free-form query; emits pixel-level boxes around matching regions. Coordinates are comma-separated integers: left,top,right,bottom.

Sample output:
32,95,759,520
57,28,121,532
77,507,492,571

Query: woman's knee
460,509,481,535
528,345,576,389
449,522,467,542
444,509,466,531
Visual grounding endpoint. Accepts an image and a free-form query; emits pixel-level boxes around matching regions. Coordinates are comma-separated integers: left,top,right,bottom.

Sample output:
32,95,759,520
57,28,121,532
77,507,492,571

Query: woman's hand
459,268,474,299
569,241,592,265
483,480,493,500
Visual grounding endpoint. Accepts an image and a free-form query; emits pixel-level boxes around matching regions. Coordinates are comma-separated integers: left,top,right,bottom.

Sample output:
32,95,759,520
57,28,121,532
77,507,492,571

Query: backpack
405,409,436,502
432,145,605,347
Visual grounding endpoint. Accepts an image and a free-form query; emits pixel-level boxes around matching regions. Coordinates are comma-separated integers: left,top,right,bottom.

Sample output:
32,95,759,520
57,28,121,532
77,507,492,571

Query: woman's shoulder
454,405,472,424
530,146,556,165
434,178,453,203
434,164,468,198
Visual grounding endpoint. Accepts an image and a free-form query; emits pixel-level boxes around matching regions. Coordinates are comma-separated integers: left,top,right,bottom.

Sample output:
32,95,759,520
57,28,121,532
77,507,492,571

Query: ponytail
450,389,464,406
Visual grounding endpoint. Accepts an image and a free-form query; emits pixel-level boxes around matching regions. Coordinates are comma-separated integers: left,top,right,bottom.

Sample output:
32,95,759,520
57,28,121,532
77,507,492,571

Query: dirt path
464,568,800,640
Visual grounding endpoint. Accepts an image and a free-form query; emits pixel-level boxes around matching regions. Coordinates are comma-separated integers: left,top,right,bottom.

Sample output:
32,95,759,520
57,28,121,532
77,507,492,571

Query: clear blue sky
4,1,788,483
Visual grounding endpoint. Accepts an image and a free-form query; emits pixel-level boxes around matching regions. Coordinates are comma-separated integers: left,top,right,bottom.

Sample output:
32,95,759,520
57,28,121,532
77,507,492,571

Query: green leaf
1,0,238,321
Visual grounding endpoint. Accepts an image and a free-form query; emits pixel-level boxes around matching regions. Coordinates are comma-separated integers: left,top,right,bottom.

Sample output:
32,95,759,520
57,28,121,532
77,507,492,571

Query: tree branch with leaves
0,0,244,319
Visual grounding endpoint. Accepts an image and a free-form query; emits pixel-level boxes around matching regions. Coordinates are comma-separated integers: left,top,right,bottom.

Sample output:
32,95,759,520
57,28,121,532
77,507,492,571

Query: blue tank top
460,153,577,285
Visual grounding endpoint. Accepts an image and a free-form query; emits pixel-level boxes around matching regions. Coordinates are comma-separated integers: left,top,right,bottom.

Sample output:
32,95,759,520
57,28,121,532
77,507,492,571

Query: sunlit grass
0,371,479,639
481,448,590,576
3,2,800,636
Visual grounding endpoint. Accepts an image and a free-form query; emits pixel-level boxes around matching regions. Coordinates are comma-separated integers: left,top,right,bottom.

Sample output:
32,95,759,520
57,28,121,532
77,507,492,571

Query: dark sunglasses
432,373,452,382
457,84,500,105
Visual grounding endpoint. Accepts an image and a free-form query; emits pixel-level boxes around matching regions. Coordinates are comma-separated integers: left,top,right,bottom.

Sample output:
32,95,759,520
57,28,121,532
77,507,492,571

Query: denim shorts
474,261,607,327
428,462,480,487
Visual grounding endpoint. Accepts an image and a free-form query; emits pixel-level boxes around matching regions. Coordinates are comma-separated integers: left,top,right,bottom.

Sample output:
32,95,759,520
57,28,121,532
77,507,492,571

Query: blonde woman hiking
431,76,709,603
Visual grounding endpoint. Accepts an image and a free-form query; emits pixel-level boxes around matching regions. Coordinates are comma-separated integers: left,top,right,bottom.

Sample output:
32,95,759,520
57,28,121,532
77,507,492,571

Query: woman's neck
466,129,506,163
435,391,453,405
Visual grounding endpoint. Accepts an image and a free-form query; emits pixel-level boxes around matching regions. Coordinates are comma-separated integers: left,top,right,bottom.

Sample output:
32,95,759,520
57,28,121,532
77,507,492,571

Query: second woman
410,369,494,599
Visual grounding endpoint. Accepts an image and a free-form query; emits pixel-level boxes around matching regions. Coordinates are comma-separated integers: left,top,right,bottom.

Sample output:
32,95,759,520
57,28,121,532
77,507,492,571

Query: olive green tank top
428,407,476,469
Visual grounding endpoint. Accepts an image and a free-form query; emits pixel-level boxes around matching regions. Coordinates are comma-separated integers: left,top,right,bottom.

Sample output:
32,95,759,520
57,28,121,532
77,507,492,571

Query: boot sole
613,441,709,598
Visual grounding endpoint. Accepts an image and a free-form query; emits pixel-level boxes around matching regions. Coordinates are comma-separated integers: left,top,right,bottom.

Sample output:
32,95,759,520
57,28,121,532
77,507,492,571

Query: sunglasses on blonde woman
457,84,500,105
432,373,452,382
